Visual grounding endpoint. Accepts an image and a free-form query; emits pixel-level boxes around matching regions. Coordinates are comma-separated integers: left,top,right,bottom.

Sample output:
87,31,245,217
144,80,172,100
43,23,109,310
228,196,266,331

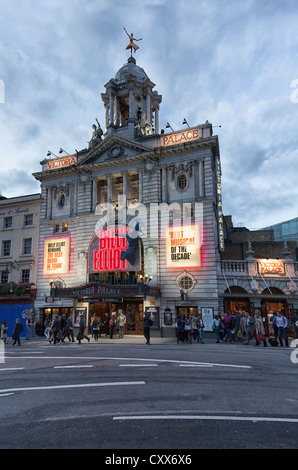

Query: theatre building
33,55,224,336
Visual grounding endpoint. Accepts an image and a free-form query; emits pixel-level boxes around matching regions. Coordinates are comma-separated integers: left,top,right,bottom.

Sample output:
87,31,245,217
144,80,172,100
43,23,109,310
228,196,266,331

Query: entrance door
124,302,143,335
89,301,144,335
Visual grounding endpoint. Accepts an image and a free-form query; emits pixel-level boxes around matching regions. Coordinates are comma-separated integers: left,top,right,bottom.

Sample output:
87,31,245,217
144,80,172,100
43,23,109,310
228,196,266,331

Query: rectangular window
24,214,33,226
21,269,30,283
53,224,60,233
62,223,68,232
2,240,11,257
4,217,12,229
1,270,9,284
23,238,32,255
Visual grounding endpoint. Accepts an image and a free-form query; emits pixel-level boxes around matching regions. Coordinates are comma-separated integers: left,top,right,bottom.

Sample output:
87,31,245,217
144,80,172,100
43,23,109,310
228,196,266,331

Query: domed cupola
101,56,162,140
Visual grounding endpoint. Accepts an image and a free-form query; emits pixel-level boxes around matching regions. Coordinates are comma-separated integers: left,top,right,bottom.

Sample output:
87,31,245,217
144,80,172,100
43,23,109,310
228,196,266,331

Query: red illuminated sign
93,228,128,272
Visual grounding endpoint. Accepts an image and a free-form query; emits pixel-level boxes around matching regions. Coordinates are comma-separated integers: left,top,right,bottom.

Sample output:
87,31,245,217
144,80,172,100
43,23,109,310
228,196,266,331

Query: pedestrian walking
63,315,75,342
52,315,63,344
104,313,110,336
92,317,100,341
269,312,279,342
254,311,267,347
276,311,289,347
44,319,51,340
143,311,153,345
77,313,90,344
109,313,116,339
212,315,221,343
12,318,23,346
223,311,232,342
197,313,205,344
184,315,193,344
176,315,184,344
243,311,255,345
117,311,126,339
0,321,8,344
25,316,33,340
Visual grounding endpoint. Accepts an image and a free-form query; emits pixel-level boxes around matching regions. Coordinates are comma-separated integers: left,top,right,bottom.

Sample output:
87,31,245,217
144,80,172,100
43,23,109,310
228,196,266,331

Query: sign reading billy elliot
89,227,141,273
166,225,201,269
43,237,70,275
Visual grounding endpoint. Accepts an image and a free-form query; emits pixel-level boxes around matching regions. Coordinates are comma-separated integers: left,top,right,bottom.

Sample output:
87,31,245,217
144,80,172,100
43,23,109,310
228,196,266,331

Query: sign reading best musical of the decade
166,225,201,269
43,237,70,275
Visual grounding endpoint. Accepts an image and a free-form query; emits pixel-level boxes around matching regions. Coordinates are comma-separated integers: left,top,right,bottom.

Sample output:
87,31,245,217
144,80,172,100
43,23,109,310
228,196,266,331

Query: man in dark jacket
143,311,153,345
53,315,62,344
77,314,90,344
12,318,24,346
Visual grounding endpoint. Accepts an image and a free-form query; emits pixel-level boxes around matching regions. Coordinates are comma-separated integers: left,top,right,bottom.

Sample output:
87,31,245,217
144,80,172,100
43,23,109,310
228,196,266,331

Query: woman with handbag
255,311,267,347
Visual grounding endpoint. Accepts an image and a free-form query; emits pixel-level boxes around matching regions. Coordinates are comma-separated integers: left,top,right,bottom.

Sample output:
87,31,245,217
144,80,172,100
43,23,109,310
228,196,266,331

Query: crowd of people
210,310,297,347
1,309,297,348
176,313,205,344
175,310,298,347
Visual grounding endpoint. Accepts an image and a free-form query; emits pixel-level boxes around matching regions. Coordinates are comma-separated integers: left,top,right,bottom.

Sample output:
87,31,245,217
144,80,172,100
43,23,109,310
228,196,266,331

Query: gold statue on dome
123,27,142,56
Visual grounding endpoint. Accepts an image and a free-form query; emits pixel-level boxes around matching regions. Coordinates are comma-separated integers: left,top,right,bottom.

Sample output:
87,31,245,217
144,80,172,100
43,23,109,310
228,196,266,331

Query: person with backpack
143,311,153,345
12,318,23,346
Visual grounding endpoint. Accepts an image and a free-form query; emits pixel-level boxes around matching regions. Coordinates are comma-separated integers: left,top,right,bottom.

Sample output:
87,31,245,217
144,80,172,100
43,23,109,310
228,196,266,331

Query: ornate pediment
77,134,153,167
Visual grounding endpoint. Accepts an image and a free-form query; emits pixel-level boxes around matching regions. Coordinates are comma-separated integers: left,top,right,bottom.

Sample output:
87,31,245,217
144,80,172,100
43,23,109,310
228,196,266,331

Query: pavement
4,333,294,348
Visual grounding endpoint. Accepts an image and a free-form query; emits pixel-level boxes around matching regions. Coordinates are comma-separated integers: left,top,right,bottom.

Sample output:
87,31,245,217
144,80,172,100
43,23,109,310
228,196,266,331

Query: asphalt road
0,335,298,453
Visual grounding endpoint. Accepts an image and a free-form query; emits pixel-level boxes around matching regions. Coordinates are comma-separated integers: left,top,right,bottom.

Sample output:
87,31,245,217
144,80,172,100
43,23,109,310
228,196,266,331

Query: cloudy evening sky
0,0,298,229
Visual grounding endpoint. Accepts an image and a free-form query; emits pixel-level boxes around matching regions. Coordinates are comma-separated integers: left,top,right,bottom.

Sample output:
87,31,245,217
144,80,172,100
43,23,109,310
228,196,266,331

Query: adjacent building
0,193,41,335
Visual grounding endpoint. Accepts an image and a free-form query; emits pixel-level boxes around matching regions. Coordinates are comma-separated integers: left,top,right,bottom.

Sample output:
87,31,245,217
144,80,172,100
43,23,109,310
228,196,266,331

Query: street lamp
138,274,153,295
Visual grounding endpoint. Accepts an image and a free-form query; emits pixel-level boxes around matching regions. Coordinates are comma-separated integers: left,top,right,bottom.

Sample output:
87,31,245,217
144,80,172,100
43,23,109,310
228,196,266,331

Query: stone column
161,166,168,203
109,94,114,126
139,170,143,204
155,105,160,134
107,175,112,205
199,159,205,198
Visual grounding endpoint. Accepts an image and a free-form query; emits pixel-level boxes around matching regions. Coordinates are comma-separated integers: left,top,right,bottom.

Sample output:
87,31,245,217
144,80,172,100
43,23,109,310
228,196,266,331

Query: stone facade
33,57,223,336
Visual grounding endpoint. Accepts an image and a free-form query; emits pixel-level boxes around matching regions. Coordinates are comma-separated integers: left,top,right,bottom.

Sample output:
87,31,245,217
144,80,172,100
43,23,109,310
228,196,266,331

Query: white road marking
113,415,298,424
3,356,251,369
0,381,145,394
119,364,158,367
0,393,15,397
179,364,213,368
0,368,25,372
53,365,94,369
